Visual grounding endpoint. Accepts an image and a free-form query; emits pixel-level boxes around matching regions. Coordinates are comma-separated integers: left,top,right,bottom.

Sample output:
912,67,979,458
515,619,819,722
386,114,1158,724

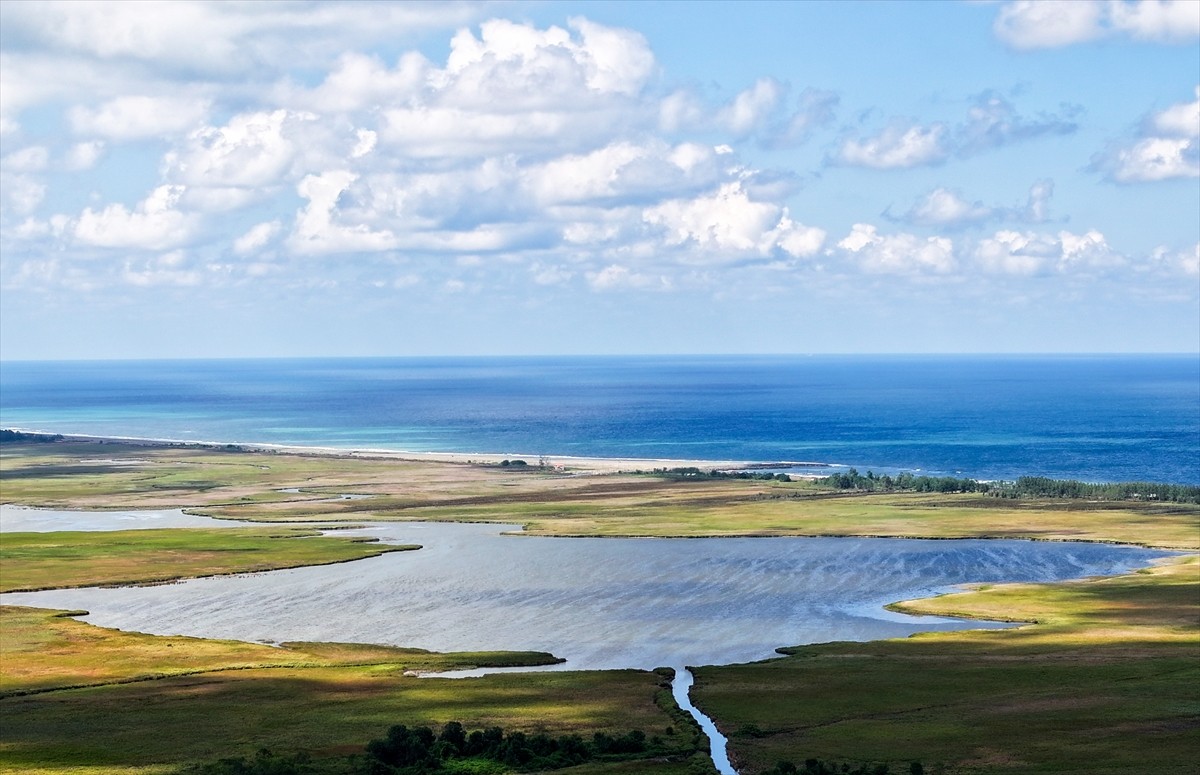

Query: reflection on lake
1,520,1171,670
0,504,249,532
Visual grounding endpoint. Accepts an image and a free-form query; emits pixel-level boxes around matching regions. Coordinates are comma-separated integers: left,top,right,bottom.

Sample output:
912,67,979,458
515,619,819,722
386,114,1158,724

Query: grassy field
3,441,1197,549
2,439,1198,774
692,555,1200,774
1,605,705,774
0,527,415,592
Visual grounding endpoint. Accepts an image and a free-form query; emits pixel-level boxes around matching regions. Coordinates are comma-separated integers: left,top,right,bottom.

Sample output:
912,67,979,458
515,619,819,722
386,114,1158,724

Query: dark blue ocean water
1,355,1197,484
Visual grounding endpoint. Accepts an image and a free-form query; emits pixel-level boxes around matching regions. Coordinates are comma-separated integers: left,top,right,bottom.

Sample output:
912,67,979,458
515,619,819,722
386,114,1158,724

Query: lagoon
2,517,1171,671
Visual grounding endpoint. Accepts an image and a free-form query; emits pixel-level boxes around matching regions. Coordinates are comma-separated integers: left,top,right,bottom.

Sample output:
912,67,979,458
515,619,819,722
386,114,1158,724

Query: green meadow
1,440,1197,774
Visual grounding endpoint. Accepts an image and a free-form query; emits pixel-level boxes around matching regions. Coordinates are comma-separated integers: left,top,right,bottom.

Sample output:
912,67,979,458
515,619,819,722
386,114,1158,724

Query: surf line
672,666,739,775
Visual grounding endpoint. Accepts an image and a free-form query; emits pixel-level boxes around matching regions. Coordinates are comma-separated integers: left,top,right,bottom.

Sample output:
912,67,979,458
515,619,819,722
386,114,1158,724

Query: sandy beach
35,430,821,476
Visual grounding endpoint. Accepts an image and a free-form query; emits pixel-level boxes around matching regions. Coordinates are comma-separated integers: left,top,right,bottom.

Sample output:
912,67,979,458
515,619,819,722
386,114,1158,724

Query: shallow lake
2,515,1172,671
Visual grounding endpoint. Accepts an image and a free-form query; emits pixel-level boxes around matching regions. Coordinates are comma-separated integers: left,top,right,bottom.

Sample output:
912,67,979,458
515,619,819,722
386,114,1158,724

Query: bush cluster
764,760,923,775
361,722,655,773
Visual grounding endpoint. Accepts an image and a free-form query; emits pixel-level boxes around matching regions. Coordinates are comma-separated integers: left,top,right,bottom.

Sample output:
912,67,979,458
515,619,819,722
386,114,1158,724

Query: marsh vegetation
0,439,1196,774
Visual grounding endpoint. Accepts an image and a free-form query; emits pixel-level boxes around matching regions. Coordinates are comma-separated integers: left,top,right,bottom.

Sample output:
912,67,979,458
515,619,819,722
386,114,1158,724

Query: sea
1,354,1197,484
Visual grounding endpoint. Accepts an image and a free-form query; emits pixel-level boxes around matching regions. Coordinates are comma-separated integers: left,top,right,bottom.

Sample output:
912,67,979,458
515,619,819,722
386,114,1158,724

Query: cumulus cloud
1096,87,1199,182
524,140,725,206
1152,242,1200,275
835,122,949,169
994,0,1200,49
644,182,826,262
836,224,956,274
165,109,315,189
369,18,655,158
289,170,397,255
73,184,198,250
974,229,1124,275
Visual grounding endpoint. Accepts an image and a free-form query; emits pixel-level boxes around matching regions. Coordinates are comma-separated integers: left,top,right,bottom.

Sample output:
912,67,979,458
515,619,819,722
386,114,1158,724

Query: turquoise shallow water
2,354,1197,483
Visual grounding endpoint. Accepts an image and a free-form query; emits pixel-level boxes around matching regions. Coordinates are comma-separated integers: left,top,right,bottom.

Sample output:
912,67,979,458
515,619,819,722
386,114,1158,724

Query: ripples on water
2,517,1171,671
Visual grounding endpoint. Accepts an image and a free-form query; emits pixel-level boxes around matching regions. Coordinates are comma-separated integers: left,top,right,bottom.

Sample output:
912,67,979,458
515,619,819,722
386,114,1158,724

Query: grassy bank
0,527,414,593
691,555,1200,774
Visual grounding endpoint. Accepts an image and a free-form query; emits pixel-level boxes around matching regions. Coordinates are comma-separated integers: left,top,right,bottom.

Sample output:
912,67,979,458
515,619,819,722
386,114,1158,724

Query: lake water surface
3,516,1171,670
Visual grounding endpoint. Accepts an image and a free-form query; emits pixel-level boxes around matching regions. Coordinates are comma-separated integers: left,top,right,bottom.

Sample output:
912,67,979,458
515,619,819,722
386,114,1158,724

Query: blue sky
0,0,1197,359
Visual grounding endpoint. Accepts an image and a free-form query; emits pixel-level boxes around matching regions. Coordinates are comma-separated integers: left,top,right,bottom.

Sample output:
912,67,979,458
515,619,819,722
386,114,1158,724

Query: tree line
817,469,1200,504
189,720,691,775
652,467,792,482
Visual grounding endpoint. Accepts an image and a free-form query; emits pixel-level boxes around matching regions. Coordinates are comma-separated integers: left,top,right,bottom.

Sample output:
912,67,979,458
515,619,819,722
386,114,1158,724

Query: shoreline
7,427,834,476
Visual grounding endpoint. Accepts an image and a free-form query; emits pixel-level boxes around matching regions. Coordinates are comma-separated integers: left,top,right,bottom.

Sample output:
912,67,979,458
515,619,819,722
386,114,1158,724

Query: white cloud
73,184,198,250
718,78,782,135
1152,86,1200,136
835,122,949,169
975,230,1057,275
121,251,202,287
351,129,377,159
524,140,722,206
994,1,1107,48
644,182,825,262
0,1,483,75
0,174,47,215
893,179,1057,228
957,91,1077,154
1,145,49,172
278,51,428,114
166,109,314,189
289,170,397,255
374,18,655,158
1109,0,1200,42
586,263,659,291
1099,87,1200,182
1024,179,1055,222
658,90,705,133
838,94,1077,170
837,224,956,274
1111,137,1197,181
233,220,282,255
900,188,992,227
69,95,210,140
974,229,1124,275
994,0,1199,49
65,141,106,170
1152,242,1200,275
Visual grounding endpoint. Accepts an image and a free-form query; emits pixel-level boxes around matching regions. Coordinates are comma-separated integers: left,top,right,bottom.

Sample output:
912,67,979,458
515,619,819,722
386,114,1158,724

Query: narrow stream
673,667,738,775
